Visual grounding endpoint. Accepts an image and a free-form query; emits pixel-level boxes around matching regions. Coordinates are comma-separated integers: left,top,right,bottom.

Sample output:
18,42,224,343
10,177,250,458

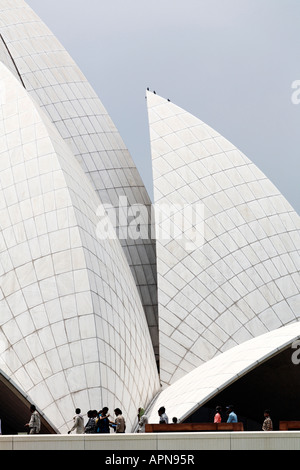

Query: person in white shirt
25,405,41,434
68,408,85,434
138,414,148,432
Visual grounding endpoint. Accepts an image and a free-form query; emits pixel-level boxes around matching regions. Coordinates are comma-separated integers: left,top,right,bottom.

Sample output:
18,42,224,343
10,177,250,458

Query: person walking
214,406,222,423
158,406,169,424
25,405,41,434
68,408,85,434
226,405,238,423
137,408,148,433
84,410,97,433
262,409,273,431
114,408,126,433
95,407,112,433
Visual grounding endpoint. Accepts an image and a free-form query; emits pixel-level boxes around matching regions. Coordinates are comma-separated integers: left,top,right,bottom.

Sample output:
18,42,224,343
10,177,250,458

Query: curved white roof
0,0,158,358
0,63,160,433
146,91,300,387
148,322,300,423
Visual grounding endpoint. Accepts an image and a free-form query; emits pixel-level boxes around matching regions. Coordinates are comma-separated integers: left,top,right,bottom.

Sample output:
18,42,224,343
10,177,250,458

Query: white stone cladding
0,63,160,433
147,91,300,387
0,0,158,359
148,322,300,423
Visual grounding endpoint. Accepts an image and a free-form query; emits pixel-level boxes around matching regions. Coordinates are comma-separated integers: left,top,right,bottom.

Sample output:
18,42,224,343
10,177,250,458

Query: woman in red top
214,406,222,423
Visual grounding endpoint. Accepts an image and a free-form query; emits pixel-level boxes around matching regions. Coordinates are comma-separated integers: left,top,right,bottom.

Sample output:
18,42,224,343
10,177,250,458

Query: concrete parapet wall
1,432,300,451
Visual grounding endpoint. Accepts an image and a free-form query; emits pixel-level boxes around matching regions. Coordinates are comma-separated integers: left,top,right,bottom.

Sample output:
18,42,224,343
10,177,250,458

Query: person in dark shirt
95,407,112,433
84,409,97,433
158,406,169,424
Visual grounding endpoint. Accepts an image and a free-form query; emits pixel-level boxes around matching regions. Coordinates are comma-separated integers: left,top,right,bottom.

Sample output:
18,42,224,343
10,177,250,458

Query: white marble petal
146,91,300,387
148,323,300,423
0,63,160,433
0,0,158,359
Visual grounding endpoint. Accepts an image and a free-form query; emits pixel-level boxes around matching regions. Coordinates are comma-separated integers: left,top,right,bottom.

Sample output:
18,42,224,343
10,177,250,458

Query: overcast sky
27,0,300,214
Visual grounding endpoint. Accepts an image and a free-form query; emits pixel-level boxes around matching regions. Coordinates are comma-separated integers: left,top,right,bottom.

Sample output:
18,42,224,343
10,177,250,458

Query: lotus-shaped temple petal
0,62,160,433
146,90,300,387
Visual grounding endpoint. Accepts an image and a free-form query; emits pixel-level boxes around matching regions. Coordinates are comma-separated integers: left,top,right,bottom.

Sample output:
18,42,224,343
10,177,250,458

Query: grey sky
27,0,300,214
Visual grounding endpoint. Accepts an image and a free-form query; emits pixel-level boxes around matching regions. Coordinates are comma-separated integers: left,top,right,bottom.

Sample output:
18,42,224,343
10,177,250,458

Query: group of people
23,402,273,435
214,405,273,431
145,404,273,432
213,405,238,424
137,406,177,432
68,407,126,434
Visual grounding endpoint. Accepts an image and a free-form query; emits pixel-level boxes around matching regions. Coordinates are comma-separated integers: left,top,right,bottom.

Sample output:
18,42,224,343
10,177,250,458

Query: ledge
1,431,300,451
